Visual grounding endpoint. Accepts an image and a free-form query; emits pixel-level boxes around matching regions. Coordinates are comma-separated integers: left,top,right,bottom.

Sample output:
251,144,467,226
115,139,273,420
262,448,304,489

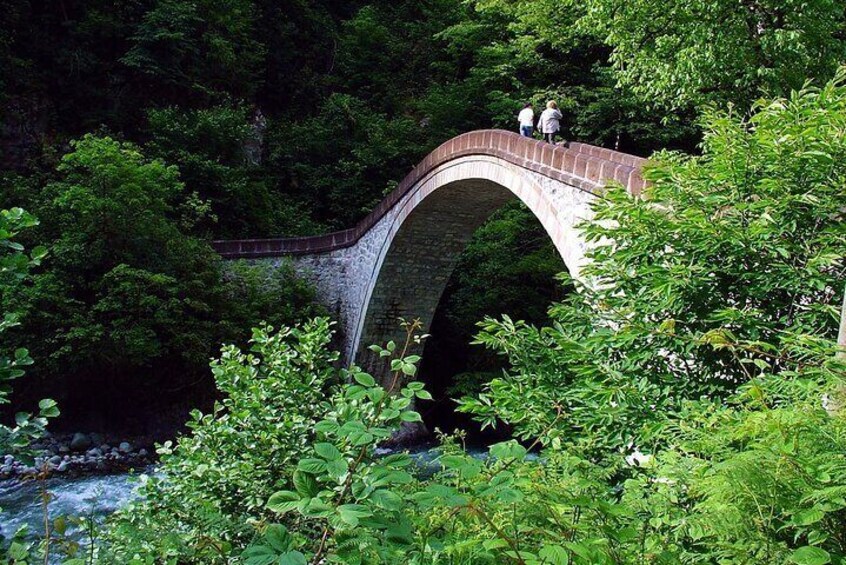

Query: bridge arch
213,130,646,382
350,154,593,378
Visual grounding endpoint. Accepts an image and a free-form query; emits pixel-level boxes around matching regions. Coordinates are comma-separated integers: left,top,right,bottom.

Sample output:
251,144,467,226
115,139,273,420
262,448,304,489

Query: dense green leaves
1,136,319,421
578,0,846,110
103,321,338,563
0,207,56,459
3,3,846,564
463,71,846,454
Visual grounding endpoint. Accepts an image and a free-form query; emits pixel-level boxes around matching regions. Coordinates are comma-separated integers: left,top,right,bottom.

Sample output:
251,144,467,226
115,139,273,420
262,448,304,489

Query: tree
435,0,700,154
102,320,339,563
464,69,846,454
1,135,318,423
122,0,264,104
145,105,322,238
579,0,846,110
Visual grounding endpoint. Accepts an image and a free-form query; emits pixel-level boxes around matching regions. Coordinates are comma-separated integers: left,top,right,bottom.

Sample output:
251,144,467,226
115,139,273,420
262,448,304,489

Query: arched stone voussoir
348,155,596,383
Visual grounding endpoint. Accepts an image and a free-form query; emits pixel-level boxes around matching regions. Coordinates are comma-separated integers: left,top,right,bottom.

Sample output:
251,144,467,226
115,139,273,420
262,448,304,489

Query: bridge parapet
212,130,646,259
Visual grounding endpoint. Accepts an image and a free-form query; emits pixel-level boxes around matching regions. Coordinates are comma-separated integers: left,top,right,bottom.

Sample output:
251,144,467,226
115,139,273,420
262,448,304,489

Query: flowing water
0,443,495,557
0,470,148,557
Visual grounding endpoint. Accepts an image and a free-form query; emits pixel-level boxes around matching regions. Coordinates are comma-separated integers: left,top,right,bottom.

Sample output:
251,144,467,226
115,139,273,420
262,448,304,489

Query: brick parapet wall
212,130,647,259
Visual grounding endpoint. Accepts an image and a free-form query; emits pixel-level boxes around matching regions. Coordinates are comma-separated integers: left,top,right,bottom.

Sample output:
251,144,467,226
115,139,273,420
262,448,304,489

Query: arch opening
416,201,574,444
350,156,591,411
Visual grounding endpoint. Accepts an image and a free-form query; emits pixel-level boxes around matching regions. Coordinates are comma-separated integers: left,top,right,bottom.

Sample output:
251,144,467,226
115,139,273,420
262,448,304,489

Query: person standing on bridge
539,100,564,145
517,102,535,137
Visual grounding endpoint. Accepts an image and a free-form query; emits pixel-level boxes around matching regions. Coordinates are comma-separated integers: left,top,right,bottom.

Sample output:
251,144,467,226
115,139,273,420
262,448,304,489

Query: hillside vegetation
2,1,846,563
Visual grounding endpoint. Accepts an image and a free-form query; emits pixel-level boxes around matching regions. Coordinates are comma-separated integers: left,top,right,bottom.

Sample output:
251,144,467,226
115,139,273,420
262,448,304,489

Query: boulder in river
70,432,92,451
381,421,429,449
118,442,133,453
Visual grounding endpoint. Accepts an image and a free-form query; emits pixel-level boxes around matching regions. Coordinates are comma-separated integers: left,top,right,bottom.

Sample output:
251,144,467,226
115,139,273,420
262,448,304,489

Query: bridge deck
212,130,646,259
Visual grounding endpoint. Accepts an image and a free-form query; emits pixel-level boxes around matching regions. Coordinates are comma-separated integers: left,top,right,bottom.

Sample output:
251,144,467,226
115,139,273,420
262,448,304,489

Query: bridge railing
213,129,647,259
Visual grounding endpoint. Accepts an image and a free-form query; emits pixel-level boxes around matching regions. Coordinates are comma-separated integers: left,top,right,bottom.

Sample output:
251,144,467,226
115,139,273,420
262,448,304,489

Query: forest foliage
98,72,846,565
1,0,846,563
3,0,844,417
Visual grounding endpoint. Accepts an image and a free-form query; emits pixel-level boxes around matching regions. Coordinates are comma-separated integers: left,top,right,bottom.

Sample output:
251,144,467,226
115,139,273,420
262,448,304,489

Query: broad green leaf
489,440,528,461
400,411,422,423
264,524,293,552
792,508,825,527
314,442,342,461
354,372,376,387
370,489,403,510
538,544,569,565
292,471,319,498
337,504,373,527
790,546,831,565
297,458,326,474
267,491,301,515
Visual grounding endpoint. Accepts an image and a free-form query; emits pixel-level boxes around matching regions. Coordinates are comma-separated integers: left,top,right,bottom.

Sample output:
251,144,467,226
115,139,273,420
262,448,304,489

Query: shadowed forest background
1,0,701,432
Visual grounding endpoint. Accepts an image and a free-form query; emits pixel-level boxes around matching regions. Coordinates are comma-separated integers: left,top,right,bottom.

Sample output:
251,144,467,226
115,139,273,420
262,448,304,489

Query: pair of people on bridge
518,101,565,145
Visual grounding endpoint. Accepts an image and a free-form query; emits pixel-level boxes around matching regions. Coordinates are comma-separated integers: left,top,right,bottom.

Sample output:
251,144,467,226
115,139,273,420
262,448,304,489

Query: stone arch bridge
213,130,646,382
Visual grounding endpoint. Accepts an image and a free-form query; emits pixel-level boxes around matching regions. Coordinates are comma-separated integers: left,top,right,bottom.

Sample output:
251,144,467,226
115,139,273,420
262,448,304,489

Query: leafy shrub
462,68,846,456
221,259,324,339
1,135,320,423
102,319,338,563
0,207,56,458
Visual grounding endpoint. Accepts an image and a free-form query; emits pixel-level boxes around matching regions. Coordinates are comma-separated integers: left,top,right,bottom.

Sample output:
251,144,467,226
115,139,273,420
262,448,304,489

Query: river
0,442,489,557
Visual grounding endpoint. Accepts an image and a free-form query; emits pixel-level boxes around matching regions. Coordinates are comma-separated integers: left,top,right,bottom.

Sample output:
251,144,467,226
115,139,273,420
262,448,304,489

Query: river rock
4,454,13,465
58,444,70,454
100,444,111,452
118,441,133,453
56,461,69,472
89,433,105,445
1,465,11,475
86,447,103,458
48,455,61,465
382,421,429,449
138,448,148,458
70,432,92,451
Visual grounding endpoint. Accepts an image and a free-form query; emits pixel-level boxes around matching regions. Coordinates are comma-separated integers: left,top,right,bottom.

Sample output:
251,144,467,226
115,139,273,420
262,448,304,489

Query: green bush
102,319,338,563
0,207,55,459
0,135,319,419
462,68,846,455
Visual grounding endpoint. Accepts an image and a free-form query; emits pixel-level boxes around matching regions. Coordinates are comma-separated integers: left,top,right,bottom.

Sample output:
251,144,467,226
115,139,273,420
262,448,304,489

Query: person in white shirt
538,100,564,144
517,103,534,137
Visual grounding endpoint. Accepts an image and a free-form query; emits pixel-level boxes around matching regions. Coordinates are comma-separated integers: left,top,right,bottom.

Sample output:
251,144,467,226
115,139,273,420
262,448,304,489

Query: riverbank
1,432,157,479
